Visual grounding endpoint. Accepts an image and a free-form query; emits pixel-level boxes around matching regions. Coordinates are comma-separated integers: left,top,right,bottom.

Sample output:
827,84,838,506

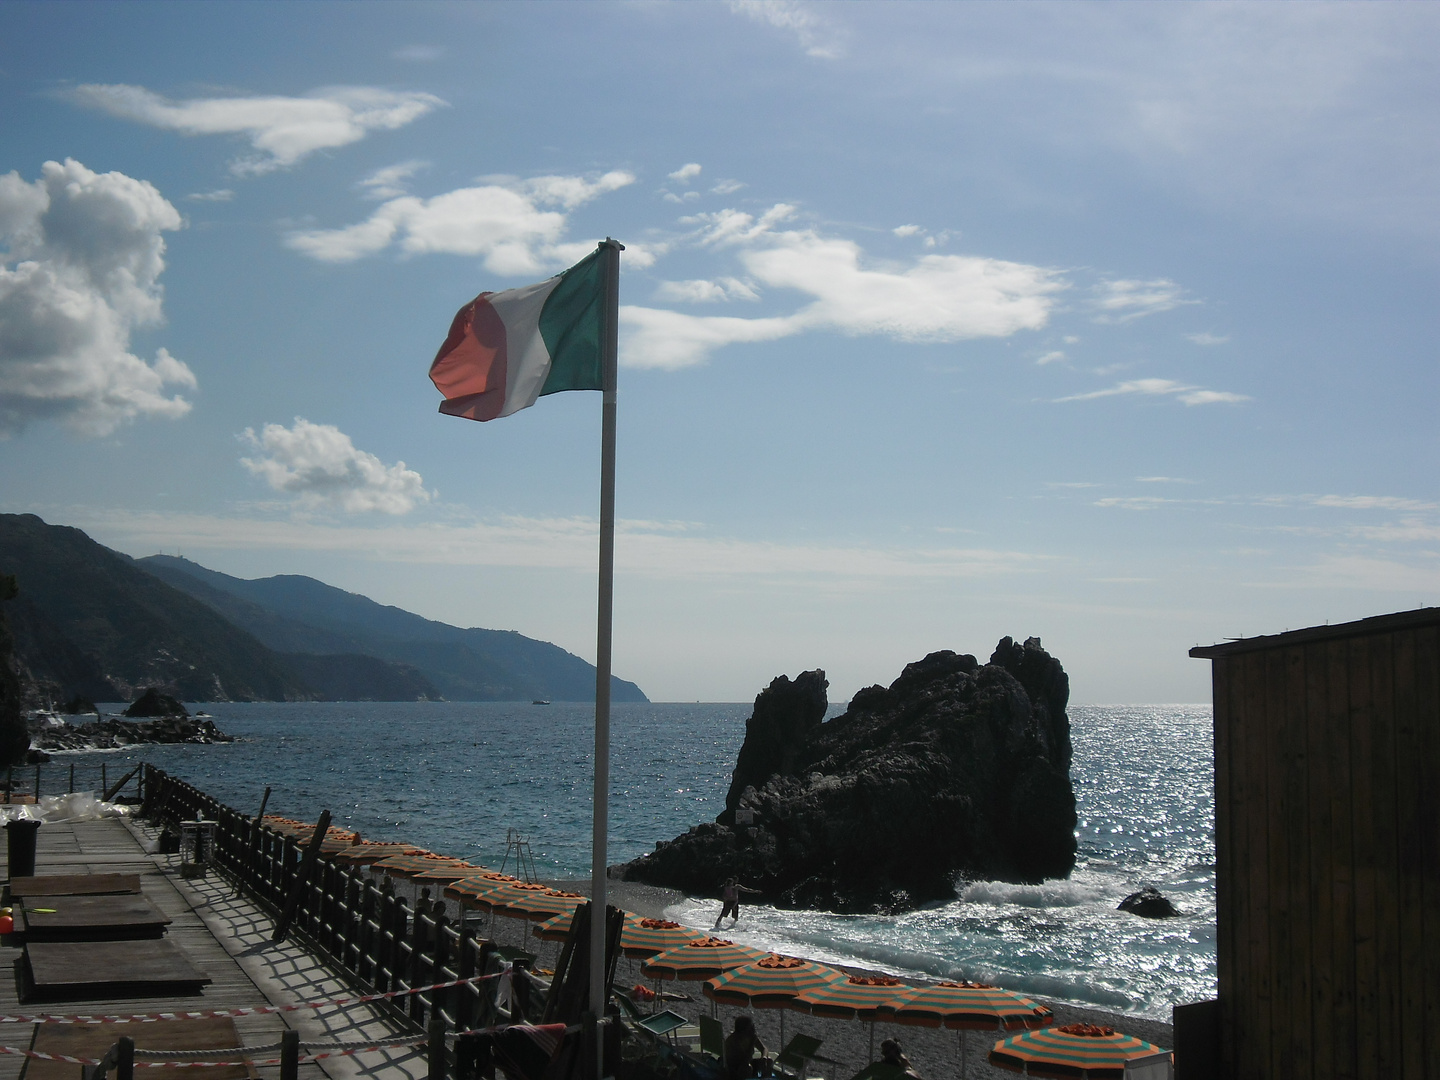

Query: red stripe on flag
430,294,509,421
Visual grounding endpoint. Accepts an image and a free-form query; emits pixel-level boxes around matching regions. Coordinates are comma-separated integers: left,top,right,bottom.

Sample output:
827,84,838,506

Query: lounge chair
698,1016,724,1061
776,1033,841,1079
846,1065,908,1080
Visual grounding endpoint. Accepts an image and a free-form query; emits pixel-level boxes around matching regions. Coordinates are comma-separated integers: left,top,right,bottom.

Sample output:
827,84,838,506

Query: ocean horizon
65,700,1215,1020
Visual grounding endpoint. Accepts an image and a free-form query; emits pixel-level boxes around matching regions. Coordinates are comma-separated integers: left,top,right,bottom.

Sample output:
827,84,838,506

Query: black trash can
5,819,41,879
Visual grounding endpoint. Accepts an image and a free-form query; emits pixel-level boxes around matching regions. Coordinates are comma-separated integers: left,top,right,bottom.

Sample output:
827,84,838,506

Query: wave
960,879,1108,908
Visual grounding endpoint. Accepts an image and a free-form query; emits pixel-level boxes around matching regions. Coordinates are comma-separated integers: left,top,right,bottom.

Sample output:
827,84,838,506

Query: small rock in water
1118,886,1179,918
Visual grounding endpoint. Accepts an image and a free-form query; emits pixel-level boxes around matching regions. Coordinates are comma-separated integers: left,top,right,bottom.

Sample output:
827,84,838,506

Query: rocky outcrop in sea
28,713,235,753
616,636,1078,914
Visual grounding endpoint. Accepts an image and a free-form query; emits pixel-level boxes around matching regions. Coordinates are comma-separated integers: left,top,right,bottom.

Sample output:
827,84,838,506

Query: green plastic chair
699,1016,725,1060
776,1033,841,1079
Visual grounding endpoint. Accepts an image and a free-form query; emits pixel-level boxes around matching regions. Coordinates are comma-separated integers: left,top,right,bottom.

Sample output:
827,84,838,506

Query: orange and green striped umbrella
886,981,1053,1031
329,842,424,866
618,917,706,958
412,862,488,882
641,937,771,981
443,873,521,904
791,975,917,1020
495,888,588,921
988,1024,1168,1079
704,955,845,1009
373,852,475,878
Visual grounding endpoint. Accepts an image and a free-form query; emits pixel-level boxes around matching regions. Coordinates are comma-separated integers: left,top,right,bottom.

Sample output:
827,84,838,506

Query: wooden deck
0,816,428,1080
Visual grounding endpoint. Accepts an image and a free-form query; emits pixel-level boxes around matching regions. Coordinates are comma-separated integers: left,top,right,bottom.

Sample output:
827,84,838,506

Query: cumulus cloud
70,84,445,175
1092,278,1195,323
620,205,1063,369
893,224,923,237
668,163,702,183
1054,377,1249,406
0,159,197,437
239,418,431,514
286,170,635,274
729,0,846,59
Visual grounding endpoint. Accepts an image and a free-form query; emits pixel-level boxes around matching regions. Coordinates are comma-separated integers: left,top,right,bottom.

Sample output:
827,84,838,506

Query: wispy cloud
621,203,1064,369
69,84,445,174
1036,350,1067,365
358,160,427,200
1054,377,1249,406
1187,331,1229,346
239,418,431,515
652,277,760,303
1092,278,1196,323
186,189,234,202
729,0,846,60
668,163,702,183
67,509,1051,583
394,45,443,62
285,170,635,274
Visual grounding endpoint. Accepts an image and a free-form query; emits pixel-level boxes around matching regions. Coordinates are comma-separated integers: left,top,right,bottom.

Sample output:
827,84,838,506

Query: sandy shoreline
547,878,1175,1077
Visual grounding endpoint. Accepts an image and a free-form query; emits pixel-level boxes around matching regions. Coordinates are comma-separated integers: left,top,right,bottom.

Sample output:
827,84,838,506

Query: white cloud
1054,377,1249,406
0,158,197,437
1036,350,1067,365
1188,331,1230,345
668,163,702,183
729,0,847,60
186,189,234,202
287,170,634,274
621,206,1063,369
711,179,746,195
653,277,760,303
1136,476,1197,484
1310,494,1437,512
358,161,427,200
70,84,445,175
1093,278,1196,323
239,418,431,515
893,224,923,237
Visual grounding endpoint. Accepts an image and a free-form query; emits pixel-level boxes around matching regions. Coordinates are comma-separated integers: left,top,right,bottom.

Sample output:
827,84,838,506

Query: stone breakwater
28,713,235,753
618,637,1078,914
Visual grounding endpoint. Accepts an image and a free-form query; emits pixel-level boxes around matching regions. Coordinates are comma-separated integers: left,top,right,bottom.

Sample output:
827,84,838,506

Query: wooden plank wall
1211,627,1440,1080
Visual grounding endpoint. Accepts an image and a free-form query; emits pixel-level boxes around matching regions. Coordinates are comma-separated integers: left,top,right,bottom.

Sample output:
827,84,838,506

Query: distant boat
532,699,551,706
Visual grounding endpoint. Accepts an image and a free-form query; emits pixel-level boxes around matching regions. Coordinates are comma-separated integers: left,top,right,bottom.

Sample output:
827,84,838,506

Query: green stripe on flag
538,247,606,396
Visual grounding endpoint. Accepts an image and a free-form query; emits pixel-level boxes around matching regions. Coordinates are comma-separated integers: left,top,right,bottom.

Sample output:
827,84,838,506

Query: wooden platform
18,894,171,942
23,939,211,1000
9,874,140,897
21,1016,256,1080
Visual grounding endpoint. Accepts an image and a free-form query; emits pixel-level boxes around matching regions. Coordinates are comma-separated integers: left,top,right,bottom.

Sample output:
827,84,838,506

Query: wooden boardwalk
0,815,428,1080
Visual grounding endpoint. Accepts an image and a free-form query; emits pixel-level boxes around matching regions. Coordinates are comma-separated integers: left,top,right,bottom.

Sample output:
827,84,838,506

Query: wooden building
1190,609,1440,1080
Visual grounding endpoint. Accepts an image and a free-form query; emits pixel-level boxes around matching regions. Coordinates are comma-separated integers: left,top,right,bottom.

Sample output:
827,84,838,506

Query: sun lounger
22,1017,255,1080
9,873,140,896
777,1033,841,1080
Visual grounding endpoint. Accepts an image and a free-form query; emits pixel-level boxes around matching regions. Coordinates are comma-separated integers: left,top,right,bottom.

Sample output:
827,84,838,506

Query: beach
550,879,1175,1078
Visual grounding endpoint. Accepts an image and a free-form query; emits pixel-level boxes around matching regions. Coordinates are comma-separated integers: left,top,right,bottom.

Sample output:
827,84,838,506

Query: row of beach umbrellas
263,818,1169,1077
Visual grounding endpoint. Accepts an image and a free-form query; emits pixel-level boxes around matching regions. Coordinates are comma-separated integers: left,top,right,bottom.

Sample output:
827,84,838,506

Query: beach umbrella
988,1023,1169,1079
705,954,845,1044
641,937,771,981
885,981,1053,1078
329,842,424,866
411,862,488,883
443,872,522,904
373,852,477,879
496,888,588,921
792,974,917,1062
619,917,707,958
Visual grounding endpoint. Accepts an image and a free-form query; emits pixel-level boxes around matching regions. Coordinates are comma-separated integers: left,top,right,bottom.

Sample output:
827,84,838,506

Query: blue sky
2,1,1437,703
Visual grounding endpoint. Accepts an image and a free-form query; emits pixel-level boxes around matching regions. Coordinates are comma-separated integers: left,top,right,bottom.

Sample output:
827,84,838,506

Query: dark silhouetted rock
124,688,189,718
28,714,235,752
617,637,1077,913
1118,886,1179,918
63,696,97,715
0,574,37,769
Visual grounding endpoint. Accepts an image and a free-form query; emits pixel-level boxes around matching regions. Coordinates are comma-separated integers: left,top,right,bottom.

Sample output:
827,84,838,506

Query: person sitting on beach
714,876,761,928
723,1015,770,1079
879,1038,922,1079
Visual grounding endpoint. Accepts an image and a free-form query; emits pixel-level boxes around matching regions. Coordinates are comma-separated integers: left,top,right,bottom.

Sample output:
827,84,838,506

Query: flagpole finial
602,236,625,251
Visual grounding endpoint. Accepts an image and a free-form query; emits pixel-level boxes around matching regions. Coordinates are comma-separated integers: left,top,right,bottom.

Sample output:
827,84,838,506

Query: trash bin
5,819,41,879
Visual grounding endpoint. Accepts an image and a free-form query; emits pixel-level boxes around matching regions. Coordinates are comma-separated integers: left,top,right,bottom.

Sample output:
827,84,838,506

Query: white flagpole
588,238,623,1078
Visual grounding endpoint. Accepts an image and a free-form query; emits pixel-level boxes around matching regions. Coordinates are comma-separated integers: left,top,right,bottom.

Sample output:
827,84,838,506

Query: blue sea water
68,701,1214,1019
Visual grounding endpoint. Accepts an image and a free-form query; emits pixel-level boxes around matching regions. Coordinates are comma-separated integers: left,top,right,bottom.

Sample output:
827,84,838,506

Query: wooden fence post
280,1029,299,1080
273,810,330,942
116,1036,134,1080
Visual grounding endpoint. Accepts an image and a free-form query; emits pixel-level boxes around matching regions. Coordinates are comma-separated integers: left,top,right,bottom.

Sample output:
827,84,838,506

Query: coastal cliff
617,637,1077,914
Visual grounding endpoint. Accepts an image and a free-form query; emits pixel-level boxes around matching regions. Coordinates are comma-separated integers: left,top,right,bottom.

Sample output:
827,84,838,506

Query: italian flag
429,247,607,421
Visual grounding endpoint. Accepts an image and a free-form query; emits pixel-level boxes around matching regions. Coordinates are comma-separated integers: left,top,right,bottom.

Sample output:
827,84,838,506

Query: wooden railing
139,766,558,1076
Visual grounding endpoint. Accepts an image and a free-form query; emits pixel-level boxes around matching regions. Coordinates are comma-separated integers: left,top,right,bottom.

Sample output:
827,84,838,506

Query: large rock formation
617,637,1077,914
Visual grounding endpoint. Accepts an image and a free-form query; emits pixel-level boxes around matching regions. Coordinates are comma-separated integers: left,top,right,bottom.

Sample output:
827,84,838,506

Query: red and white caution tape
0,973,499,1026
0,1038,431,1067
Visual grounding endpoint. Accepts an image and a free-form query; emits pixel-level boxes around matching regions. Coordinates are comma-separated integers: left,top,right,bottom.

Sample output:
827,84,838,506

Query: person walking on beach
714,876,760,928
723,1015,770,1079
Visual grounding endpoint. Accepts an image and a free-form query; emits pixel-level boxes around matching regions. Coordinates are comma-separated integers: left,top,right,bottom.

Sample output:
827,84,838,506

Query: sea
66,701,1214,1021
